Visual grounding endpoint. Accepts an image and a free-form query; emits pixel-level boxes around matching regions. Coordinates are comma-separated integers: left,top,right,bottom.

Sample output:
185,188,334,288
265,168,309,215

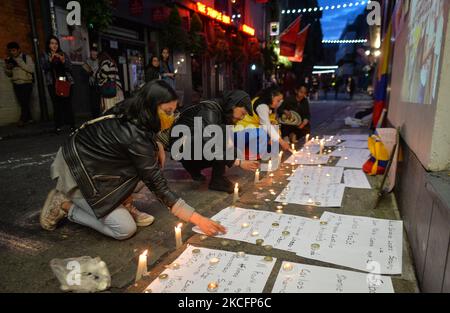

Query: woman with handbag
96,52,124,113
41,36,75,134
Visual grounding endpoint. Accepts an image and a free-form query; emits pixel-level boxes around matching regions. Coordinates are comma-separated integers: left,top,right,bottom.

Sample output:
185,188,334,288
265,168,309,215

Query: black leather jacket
62,115,179,218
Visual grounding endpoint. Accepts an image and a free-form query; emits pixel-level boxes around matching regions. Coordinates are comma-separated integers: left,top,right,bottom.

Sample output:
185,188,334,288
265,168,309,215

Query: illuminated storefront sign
196,2,231,25
241,24,255,36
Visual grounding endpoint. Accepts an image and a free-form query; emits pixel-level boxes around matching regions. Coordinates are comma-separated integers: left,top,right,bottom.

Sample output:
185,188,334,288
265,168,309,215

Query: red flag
280,16,301,57
288,24,310,63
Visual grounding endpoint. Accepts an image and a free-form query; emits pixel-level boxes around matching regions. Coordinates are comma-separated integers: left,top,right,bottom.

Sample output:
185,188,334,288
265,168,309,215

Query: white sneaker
125,203,155,227
40,189,69,231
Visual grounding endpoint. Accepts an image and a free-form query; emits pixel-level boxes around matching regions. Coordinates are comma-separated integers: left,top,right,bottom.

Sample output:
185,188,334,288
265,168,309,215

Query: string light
281,1,371,15
322,39,368,44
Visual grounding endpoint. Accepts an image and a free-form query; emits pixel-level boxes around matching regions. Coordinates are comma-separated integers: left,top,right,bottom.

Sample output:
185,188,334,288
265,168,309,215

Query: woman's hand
190,212,227,237
59,53,65,63
279,139,291,151
239,160,259,171
156,141,166,169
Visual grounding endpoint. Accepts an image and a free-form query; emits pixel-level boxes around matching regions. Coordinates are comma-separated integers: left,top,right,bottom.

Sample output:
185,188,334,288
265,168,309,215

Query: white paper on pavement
338,134,370,142
293,212,404,275
331,148,371,169
144,245,275,293
344,170,372,189
272,262,394,293
276,181,346,208
288,166,344,185
192,207,317,252
338,140,368,149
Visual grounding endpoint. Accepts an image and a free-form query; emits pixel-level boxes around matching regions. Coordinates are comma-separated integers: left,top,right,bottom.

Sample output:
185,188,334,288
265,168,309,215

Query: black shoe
185,167,206,182
209,176,235,194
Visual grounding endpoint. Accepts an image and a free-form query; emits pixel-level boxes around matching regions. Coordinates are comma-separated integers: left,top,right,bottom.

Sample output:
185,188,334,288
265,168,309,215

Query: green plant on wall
78,0,113,32
161,6,189,51
189,13,207,56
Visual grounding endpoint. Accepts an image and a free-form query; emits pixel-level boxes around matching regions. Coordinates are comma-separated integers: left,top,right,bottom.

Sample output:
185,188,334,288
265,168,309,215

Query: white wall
387,2,450,171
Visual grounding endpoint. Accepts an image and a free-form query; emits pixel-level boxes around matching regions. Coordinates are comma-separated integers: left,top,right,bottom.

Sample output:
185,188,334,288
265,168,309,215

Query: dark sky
317,0,367,39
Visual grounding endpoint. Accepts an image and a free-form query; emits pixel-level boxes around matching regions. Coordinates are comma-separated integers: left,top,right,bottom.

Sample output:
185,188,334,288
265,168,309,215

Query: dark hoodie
168,90,252,164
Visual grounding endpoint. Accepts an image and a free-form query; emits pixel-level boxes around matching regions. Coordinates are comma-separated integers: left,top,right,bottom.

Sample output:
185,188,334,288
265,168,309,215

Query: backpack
22,54,35,84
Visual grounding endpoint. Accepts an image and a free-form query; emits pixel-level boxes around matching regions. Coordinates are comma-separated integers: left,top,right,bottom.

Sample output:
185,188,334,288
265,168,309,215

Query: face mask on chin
158,108,176,131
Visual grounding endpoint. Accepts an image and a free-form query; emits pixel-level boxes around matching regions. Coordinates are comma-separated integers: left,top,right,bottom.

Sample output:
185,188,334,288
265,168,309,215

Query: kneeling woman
235,88,290,159
40,81,225,240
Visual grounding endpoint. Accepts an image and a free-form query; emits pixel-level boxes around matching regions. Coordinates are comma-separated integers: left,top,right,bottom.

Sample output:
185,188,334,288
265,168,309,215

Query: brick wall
0,0,47,126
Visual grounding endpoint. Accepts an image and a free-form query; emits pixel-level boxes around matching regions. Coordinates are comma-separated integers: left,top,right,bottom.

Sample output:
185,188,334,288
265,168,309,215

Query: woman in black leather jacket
40,80,226,240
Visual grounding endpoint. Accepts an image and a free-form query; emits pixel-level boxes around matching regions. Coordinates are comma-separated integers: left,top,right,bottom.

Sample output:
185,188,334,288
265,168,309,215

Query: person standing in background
160,48,176,89
145,56,161,83
96,52,124,113
41,36,75,134
4,42,35,127
82,46,100,119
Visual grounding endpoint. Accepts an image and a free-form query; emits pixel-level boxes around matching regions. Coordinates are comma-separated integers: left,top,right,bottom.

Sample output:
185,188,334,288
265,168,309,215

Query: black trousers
89,85,101,119
181,159,227,180
13,83,33,122
48,85,75,130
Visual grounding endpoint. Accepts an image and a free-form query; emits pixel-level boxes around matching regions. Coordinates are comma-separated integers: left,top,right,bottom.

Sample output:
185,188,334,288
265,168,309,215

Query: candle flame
142,250,148,257
176,223,183,229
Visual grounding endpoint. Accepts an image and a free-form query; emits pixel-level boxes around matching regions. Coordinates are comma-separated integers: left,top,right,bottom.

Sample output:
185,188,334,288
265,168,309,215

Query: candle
207,282,219,292
135,250,148,282
209,257,220,265
320,139,325,155
268,160,273,172
175,223,183,249
283,262,294,272
233,183,239,204
306,134,310,143
254,169,260,184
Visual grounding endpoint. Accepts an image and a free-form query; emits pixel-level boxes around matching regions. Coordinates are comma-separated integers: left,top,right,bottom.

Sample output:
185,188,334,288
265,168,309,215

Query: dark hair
108,80,178,132
295,85,309,92
150,56,159,66
161,47,170,60
46,35,63,54
98,51,115,65
255,87,282,106
7,42,20,50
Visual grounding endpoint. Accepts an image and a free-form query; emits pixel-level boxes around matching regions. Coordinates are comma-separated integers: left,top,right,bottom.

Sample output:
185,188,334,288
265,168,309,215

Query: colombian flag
372,22,393,128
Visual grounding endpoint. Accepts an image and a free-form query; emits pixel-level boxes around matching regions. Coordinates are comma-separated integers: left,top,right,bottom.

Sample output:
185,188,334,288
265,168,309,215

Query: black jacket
168,91,251,166
62,115,179,218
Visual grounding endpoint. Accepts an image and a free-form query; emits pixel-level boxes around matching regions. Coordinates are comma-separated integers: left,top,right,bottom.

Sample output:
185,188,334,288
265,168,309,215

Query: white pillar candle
175,223,183,249
320,139,325,155
305,134,310,143
268,160,272,172
233,183,239,204
135,250,148,282
254,169,260,184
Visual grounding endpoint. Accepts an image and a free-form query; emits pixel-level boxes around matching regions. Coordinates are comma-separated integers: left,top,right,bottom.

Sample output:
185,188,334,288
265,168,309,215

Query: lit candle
320,139,325,155
283,262,294,272
135,250,148,282
279,151,284,162
306,134,310,143
268,160,273,172
233,183,239,204
175,223,183,249
254,169,260,184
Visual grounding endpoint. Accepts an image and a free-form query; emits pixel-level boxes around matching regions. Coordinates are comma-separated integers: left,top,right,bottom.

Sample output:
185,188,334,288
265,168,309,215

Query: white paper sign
193,207,316,252
344,170,372,189
285,154,330,166
338,134,370,141
272,262,394,293
288,166,344,185
276,181,346,208
338,140,368,149
331,148,371,169
144,246,275,293
293,212,403,274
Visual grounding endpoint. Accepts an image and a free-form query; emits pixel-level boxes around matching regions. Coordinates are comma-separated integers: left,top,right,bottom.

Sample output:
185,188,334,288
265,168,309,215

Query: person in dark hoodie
158,90,259,194
39,81,226,240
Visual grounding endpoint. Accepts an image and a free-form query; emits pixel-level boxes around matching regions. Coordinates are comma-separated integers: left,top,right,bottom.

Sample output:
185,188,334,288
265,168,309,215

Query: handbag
100,79,117,99
55,76,71,98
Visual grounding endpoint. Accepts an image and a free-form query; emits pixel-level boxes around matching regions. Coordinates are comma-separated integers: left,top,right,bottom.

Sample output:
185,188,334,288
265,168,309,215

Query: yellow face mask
158,108,176,131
